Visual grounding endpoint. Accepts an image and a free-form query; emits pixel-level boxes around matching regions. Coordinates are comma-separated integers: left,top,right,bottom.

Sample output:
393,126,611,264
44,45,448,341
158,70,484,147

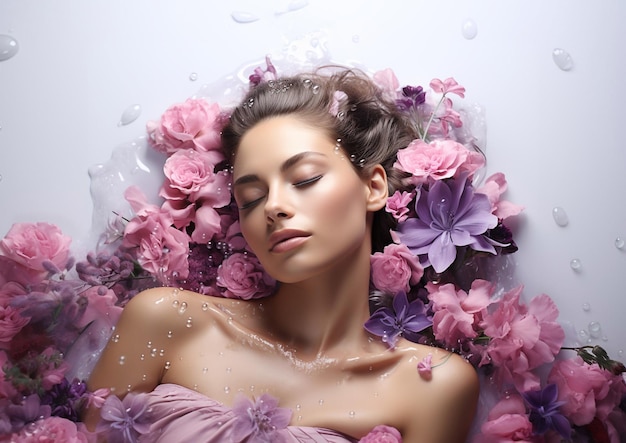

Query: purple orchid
396,174,497,273
230,393,292,443
523,384,571,440
96,393,151,443
396,85,426,112
364,291,432,348
41,377,87,421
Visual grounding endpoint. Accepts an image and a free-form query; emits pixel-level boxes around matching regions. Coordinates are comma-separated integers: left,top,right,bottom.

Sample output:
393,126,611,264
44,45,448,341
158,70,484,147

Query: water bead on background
461,19,478,40
615,237,625,249
552,206,569,227
570,258,582,271
0,35,19,61
582,302,591,312
552,48,574,71
118,104,142,126
189,72,198,81
588,321,602,339
231,11,260,24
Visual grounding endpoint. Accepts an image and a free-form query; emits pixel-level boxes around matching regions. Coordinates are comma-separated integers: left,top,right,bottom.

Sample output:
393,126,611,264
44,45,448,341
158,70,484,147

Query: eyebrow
233,151,327,187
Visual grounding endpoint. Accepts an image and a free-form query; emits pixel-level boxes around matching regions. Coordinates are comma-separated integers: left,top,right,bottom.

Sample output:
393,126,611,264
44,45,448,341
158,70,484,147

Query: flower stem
421,93,446,140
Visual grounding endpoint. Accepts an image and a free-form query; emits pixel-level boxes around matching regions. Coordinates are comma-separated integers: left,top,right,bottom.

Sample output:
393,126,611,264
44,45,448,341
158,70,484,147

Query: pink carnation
548,357,624,427
217,253,276,300
394,139,484,183
481,288,565,391
0,222,71,273
147,98,224,154
359,425,402,443
123,186,190,284
385,190,415,223
477,173,524,220
475,395,533,443
370,243,423,294
6,416,90,442
0,302,30,350
427,280,493,346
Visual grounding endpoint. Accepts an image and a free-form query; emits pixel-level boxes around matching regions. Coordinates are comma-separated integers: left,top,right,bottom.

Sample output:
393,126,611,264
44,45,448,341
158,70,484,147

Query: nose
264,184,293,224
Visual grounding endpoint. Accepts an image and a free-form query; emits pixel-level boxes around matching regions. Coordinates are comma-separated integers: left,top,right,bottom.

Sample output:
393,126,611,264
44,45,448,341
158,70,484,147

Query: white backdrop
1,0,625,359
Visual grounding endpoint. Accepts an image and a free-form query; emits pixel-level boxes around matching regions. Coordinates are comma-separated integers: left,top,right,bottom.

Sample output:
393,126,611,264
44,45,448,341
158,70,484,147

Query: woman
84,68,479,442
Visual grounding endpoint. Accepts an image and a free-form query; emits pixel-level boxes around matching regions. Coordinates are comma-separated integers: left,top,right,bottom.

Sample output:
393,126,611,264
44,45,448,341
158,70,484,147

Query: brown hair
221,68,415,251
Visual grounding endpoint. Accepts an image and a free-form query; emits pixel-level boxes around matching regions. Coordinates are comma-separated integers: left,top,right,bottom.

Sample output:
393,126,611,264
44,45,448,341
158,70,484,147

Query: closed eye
293,175,322,187
238,195,265,211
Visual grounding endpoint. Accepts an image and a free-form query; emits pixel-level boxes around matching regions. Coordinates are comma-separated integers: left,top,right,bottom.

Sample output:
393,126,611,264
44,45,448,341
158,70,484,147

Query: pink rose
385,190,415,223
147,98,224,154
481,288,565,392
123,187,191,284
477,173,524,220
7,416,90,442
475,395,533,443
359,425,402,443
394,139,484,183
0,222,71,273
370,243,423,294
427,279,493,347
0,302,30,350
217,253,276,300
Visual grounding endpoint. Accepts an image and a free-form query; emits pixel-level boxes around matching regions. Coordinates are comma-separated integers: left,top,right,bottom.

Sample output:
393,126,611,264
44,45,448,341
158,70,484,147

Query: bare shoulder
393,343,479,443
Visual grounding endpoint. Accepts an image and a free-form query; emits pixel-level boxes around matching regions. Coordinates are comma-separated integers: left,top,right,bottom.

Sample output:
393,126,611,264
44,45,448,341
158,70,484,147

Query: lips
268,229,311,252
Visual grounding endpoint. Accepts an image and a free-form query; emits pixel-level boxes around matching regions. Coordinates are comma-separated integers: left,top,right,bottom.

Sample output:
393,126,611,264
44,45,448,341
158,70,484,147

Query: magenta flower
397,174,498,273
364,291,431,348
249,56,278,86
385,190,415,223
230,393,292,442
96,393,151,443
359,424,403,442
522,383,571,439
429,77,465,98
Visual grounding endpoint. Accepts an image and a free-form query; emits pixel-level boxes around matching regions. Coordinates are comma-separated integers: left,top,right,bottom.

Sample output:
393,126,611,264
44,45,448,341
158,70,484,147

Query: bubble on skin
117,104,142,126
231,11,259,24
0,35,19,61
111,334,120,343
224,386,231,394
461,19,478,40
118,355,126,365
202,302,209,311
186,317,193,328
552,206,569,227
202,367,208,374
164,361,171,370
570,258,582,271
140,354,145,361
178,301,188,314
552,48,574,71
349,411,356,418
167,330,173,339
616,237,625,249
151,348,157,357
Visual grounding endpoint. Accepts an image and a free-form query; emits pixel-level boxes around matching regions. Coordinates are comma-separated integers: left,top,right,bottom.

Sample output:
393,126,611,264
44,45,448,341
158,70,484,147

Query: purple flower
364,292,432,348
396,85,426,112
523,383,571,439
230,393,292,442
96,393,151,443
397,174,497,273
6,394,51,432
40,377,87,421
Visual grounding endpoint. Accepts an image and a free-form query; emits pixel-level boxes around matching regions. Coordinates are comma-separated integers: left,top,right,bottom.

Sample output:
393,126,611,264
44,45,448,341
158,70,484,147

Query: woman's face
232,115,373,283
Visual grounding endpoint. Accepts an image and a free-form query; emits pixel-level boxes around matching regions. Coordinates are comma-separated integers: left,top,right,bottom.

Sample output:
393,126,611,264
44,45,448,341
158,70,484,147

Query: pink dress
139,384,357,442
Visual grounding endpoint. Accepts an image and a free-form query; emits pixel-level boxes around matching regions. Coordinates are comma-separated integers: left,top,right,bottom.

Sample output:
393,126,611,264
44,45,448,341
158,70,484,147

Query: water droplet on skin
202,302,209,311
147,341,152,349
117,104,141,126
224,386,230,393
202,367,208,374
140,354,145,361
582,302,591,312
570,258,582,271
349,411,356,418
186,317,193,328
318,399,324,405
615,237,625,249
0,35,19,61
167,330,173,338
151,348,157,357
165,361,171,369
588,321,602,338
189,72,198,81
178,301,188,314
118,356,126,365
552,206,569,226
112,334,120,343
231,11,259,24
552,48,574,71
461,19,478,39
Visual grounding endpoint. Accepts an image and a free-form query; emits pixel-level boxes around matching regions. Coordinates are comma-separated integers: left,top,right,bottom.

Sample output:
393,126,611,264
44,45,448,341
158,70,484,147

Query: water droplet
142,374,147,381
349,411,355,418
119,355,126,365
164,361,171,369
588,321,602,339
186,317,193,328
189,72,198,81
112,334,120,343
224,386,230,394
570,258,582,271
146,341,152,349
0,35,19,61
151,348,157,357
287,0,308,12
461,19,478,40
578,329,589,342
231,11,259,24
167,330,173,339
178,301,188,314
582,302,591,312
352,34,360,43
618,349,624,358
202,367,208,374
202,302,209,311
615,237,625,249
318,399,324,405
117,104,141,126
552,206,569,227
172,300,180,309
140,354,145,361
552,48,574,71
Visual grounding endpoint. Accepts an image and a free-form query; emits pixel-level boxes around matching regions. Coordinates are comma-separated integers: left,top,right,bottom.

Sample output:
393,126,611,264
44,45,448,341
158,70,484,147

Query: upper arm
403,353,479,443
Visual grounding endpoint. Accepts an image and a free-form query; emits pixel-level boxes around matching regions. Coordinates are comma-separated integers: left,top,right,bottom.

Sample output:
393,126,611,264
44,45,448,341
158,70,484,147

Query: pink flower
39,347,69,390
86,387,110,409
147,98,224,154
0,222,71,273
475,395,533,443
217,253,276,300
547,357,623,427
6,416,90,442
76,286,122,330
427,280,493,346
0,301,30,350
370,243,423,294
477,173,524,220
230,393,292,442
385,190,415,223
394,139,484,183
430,77,466,98
372,68,400,102
481,288,565,392
417,354,433,379
123,186,191,283
359,424,402,443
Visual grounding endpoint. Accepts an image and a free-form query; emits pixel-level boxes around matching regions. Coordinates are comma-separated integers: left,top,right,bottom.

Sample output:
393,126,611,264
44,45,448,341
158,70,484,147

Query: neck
259,242,374,359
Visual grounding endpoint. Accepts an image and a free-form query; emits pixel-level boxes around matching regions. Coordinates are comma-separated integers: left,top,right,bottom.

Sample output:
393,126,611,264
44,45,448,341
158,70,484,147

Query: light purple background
1,1,625,359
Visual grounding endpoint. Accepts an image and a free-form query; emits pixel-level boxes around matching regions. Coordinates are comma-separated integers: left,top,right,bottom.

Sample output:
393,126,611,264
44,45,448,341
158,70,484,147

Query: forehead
233,115,335,176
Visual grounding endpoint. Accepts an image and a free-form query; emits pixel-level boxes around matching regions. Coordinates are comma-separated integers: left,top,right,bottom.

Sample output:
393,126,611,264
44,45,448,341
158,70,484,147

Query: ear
365,164,388,212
